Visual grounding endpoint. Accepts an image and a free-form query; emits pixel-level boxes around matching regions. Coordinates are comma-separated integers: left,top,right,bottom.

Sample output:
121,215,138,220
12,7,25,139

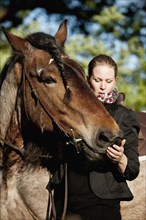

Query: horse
0,20,123,220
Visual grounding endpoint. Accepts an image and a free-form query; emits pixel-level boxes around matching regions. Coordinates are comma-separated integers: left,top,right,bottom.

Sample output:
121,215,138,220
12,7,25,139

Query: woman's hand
106,139,128,172
107,139,126,162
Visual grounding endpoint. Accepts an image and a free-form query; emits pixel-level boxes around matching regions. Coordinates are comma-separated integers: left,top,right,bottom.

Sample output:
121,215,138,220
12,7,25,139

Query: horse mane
26,32,70,92
63,56,85,79
0,55,23,144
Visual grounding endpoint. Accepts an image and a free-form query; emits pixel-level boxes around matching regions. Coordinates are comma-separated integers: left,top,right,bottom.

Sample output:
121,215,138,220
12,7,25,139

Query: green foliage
93,6,124,30
0,17,43,70
66,5,146,111
0,3,145,111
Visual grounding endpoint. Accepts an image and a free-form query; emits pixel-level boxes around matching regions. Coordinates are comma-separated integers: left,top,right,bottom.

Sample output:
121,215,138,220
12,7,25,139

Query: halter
22,63,83,220
0,58,83,220
23,61,83,150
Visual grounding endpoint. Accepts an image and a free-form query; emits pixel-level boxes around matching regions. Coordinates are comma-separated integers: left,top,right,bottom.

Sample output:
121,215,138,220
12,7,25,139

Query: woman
52,54,140,220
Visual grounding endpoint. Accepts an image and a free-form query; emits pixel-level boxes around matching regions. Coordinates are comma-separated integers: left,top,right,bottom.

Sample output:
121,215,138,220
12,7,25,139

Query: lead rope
46,163,68,220
49,190,57,220
61,163,68,220
22,67,83,220
46,173,56,220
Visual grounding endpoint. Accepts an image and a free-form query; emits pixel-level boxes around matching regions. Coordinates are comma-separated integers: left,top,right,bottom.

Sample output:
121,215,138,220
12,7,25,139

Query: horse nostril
99,132,109,143
98,131,122,146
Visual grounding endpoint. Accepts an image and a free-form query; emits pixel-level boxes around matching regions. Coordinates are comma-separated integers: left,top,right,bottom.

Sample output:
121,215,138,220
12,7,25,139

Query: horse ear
54,19,67,47
1,26,29,54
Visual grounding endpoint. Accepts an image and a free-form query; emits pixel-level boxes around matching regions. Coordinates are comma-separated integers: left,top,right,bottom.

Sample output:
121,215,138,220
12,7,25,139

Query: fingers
106,139,126,162
120,139,126,147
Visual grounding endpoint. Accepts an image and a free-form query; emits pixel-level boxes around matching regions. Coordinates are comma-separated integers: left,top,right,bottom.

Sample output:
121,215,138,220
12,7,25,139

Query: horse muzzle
80,129,123,161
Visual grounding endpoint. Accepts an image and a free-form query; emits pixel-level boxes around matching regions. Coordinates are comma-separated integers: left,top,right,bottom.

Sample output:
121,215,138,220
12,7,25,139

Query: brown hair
88,54,118,78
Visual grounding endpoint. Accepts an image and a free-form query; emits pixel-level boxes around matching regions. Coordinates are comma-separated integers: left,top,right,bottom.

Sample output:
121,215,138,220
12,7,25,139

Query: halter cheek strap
23,66,68,135
23,66,83,151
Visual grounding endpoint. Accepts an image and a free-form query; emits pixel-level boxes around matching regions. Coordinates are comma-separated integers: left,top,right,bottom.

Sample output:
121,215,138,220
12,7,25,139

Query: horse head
1,20,123,161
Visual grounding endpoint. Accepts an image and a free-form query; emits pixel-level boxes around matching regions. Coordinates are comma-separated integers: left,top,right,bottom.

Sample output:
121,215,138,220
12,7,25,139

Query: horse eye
39,76,56,84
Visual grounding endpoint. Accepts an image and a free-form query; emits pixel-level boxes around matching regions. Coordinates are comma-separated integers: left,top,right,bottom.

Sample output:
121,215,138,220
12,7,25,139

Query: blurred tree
65,3,146,111
0,0,146,111
0,0,145,41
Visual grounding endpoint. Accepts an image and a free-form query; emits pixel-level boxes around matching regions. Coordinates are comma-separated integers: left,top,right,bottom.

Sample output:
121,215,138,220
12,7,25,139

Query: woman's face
88,65,116,96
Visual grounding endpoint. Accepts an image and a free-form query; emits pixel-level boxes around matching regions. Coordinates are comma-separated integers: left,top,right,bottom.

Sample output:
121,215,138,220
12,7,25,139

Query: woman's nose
100,81,106,90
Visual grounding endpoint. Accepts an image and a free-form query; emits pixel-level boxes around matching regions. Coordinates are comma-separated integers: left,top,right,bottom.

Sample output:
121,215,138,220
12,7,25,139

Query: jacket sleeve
118,108,140,181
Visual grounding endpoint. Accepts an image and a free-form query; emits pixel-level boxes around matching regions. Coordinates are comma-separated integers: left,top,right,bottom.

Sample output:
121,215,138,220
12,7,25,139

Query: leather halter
23,63,85,220
22,64,83,220
0,62,83,156
23,64,83,151
0,62,83,220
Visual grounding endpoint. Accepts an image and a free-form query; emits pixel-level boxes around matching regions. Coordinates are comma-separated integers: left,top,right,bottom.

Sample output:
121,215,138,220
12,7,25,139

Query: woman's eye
95,79,100,82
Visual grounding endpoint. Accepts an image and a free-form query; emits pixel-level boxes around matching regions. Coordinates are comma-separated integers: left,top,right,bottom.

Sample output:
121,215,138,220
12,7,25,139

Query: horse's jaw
75,140,105,161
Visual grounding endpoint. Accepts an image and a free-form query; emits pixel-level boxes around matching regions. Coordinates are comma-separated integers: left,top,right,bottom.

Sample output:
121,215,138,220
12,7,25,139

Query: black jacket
49,103,140,217
66,103,140,204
